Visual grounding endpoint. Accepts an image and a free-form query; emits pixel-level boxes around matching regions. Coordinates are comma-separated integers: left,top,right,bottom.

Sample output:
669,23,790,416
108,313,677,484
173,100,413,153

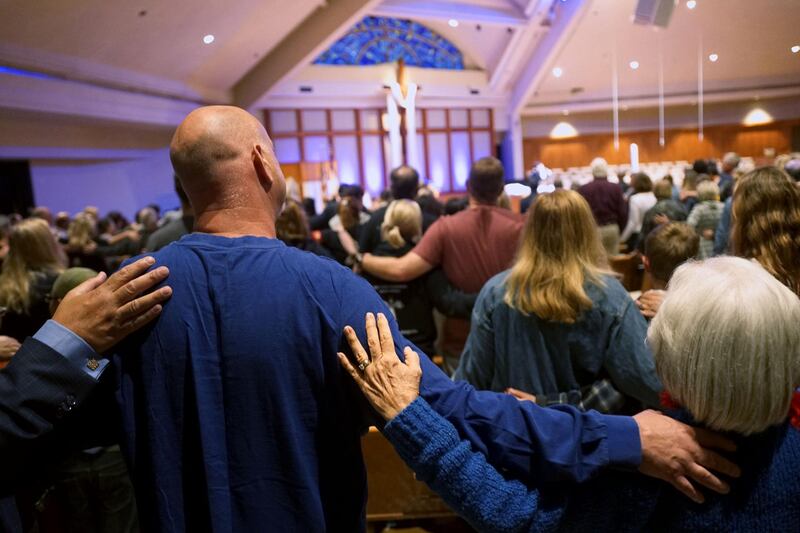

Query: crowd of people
0,104,798,532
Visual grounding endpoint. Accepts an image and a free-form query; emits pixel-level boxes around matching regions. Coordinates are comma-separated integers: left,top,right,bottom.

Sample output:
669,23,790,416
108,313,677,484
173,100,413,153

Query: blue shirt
33,320,108,380
456,272,662,408
713,197,733,256
114,234,641,532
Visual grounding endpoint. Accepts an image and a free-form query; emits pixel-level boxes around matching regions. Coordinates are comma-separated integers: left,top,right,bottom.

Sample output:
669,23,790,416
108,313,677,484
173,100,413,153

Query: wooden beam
233,0,381,109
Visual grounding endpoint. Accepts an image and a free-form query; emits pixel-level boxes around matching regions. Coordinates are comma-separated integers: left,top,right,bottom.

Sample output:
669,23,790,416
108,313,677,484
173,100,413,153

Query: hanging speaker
634,0,676,28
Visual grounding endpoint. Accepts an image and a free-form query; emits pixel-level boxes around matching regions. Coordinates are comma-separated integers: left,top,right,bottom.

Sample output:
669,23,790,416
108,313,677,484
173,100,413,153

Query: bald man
115,106,739,532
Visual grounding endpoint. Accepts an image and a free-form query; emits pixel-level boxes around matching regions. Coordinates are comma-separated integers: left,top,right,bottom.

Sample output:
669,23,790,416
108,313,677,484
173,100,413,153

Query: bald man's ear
253,144,273,193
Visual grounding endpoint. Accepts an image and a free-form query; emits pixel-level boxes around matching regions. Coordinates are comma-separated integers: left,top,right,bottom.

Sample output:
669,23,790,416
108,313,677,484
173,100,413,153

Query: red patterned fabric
790,389,800,430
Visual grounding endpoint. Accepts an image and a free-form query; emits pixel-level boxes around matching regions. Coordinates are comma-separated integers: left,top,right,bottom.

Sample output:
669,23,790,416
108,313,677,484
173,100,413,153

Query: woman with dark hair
275,201,333,259
320,197,365,264
455,190,661,412
619,172,656,248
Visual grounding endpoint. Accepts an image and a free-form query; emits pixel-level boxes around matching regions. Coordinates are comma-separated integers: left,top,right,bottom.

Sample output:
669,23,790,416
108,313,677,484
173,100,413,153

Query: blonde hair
67,213,96,248
696,180,720,202
504,190,607,323
381,200,422,249
0,218,64,313
731,166,800,296
649,257,800,434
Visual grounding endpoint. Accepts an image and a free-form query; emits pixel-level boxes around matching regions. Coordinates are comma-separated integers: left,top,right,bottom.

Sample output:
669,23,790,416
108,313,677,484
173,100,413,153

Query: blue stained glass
314,16,464,70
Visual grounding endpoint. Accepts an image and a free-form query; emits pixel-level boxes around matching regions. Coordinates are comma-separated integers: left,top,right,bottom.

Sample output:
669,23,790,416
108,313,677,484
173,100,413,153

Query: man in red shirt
359,157,524,368
577,157,628,257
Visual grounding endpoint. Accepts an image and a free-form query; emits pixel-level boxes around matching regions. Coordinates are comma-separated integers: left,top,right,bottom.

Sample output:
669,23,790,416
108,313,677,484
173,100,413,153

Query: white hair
696,180,719,202
591,157,609,178
722,152,740,168
648,257,800,435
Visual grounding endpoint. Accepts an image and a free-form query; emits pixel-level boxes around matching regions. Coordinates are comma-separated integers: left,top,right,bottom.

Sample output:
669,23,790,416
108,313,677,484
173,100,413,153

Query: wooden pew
363,427,454,523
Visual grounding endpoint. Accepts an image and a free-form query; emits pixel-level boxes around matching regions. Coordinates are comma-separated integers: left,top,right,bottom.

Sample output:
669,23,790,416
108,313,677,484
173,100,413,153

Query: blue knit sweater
385,398,800,532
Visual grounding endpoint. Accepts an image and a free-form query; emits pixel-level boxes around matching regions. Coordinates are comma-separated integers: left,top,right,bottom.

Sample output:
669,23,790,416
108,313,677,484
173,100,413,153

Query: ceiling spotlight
550,121,578,139
708,53,718,62
629,60,639,70
686,0,696,9
448,18,459,27
552,67,563,78
203,34,215,44
743,108,773,126
792,45,800,54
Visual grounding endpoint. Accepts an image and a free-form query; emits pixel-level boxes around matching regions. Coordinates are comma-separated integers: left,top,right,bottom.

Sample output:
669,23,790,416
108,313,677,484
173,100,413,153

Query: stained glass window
314,16,464,70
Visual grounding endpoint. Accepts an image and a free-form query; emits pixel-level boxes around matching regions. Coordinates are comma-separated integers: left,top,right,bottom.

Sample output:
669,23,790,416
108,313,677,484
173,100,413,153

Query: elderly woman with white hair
340,256,800,531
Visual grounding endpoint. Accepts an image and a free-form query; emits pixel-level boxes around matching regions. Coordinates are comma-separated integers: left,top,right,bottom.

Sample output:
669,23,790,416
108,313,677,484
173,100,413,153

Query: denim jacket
454,271,662,408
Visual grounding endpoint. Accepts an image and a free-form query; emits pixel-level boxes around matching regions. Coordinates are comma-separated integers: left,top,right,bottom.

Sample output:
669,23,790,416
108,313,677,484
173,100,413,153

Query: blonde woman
67,212,96,250
363,200,436,355
340,257,800,531
687,180,724,258
0,218,64,340
381,199,423,249
455,190,662,410
65,213,108,271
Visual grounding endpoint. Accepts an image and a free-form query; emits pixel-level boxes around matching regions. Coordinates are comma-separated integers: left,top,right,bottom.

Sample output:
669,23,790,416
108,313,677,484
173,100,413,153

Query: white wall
30,148,178,218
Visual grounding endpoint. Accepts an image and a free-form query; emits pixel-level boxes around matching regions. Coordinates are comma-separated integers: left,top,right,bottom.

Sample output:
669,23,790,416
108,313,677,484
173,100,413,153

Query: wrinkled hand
506,387,537,403
634,409,740,504
338,312,422,420
636,289,666,319
0,336,21,359
52,256,172,354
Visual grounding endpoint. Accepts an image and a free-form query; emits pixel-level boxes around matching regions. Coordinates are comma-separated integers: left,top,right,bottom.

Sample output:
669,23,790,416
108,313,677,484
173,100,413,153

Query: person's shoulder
591,273,635,310
489,206,525,224
280,241,347,272
483,270,511,296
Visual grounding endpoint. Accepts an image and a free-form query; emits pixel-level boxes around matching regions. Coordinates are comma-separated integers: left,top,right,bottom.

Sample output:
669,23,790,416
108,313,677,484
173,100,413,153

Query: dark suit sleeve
617,190,629,231
0,338,96,453
310,202,338,231
357,210,383,254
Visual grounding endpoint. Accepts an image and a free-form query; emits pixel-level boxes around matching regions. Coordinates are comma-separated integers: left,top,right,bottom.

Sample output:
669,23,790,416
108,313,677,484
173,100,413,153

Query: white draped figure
385,81,419,170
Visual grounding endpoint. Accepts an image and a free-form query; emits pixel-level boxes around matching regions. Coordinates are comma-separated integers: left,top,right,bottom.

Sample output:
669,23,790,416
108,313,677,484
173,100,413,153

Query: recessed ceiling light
686,0,697,9
708,53,718,62
552,67,563,78
629,60,639,70
203,34,215,44
792,45,800,54
448,19,459,27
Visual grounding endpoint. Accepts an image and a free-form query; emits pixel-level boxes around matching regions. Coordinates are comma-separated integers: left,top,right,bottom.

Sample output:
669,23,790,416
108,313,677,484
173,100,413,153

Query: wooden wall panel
523,120,799,169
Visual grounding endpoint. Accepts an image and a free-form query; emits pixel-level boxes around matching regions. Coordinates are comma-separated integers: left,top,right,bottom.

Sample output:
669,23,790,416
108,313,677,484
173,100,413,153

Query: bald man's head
170,106,286,213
